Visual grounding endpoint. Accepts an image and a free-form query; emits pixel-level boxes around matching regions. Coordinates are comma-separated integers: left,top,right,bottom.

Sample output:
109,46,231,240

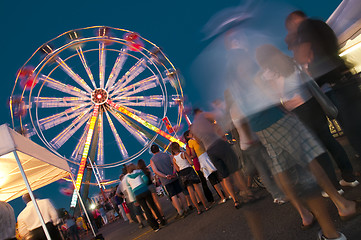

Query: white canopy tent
0,124,71,202
0,124,96,239
327,0,361,72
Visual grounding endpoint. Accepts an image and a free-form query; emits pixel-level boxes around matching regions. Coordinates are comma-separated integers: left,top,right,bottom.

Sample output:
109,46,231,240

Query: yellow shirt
188,139,205,157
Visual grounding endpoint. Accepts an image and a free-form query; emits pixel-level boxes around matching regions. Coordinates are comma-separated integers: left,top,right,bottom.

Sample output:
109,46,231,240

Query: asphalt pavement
83,181,361,240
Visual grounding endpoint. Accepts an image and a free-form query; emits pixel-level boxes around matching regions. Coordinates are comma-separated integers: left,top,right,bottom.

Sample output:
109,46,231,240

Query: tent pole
13,151,52,240
69,174,97,237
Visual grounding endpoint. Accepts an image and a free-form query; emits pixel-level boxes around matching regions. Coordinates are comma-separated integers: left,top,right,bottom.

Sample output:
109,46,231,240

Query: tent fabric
327,0,361,45
326,0,361,72
0,124,71,202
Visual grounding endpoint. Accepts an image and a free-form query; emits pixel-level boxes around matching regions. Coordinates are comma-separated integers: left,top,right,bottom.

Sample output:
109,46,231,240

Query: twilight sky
0,0,341,216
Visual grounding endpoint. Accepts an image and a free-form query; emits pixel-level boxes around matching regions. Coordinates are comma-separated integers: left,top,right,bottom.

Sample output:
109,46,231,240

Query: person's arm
183,152,193,166
17,215,28,238
172,156,180,172
150,160,167,178
140,172,149,185
45,199,60,225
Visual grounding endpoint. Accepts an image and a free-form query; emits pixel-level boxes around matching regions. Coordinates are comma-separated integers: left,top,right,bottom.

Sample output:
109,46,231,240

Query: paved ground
82,137,361,240
83,181,361,240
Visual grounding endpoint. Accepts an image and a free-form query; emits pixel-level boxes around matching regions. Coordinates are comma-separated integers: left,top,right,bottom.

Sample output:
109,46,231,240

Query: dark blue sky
0,0,341,217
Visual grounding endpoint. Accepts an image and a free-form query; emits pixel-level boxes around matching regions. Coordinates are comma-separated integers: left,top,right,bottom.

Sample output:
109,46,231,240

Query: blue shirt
248,106,285,132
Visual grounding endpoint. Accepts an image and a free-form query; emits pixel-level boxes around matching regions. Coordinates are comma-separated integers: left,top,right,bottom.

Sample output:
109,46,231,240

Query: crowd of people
116,9,361,240
2,8,361,240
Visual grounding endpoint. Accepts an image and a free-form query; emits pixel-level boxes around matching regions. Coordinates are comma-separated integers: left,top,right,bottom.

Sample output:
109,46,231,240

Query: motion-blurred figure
286,11,361,174
0,200,16,240
17,193,61,240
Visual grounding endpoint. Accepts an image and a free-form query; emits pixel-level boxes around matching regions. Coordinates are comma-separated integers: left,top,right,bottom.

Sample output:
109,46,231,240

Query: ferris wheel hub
91,88,108,105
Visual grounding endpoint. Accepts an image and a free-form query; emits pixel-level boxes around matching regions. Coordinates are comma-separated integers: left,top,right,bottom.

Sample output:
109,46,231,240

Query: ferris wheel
10,26,186,190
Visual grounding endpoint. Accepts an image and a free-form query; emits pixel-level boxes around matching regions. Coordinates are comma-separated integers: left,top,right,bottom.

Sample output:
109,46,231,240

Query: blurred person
0,200,16,240
286,10,361,175
104,198,115,223
170,142,210,215
122,165,146,228
116,174,132,223
137,159,166,222
184,130,227,204
183,131,215,204
125,163,165,232
191,108,255,208
228,100,287,205
150,144,188,219
97,201,108,225
17,193,61,240
255,44,358,193
66,215,79,240
223,32,358,240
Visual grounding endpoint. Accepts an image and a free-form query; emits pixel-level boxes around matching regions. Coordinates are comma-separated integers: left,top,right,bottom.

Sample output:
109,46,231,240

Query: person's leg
136,194,159,230
145,192,164,224
187,185,201,212
222,177,240,207
213,183,226,200
193,183,209,209
151,192,164,217
304,195,340,239
171,195,184,215
316,123,355,183
275,171,314,227
197,170,214,203
245,143,285,200
308,159,357,218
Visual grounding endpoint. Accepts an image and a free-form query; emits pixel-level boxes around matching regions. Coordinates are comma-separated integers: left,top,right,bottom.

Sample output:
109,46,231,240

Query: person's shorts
164,179,183,197
207,171,222,186
179,167,201,187
207,139,239,178
256,114,324,175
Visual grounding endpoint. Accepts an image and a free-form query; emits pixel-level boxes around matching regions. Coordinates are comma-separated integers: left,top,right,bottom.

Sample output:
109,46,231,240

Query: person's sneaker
321,189,344,198
154,228,160,232
218,198,227,204
339,179,360,187
318,231,346,240
138,223,144,229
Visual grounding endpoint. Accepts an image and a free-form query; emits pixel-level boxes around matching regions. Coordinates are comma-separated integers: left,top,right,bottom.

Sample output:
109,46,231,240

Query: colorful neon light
107,100,185,148
70,105,99,207
162,116,174,134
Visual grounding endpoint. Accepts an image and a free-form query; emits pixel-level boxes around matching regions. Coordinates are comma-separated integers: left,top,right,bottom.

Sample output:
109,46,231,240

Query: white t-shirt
173,152,191,170
17,199,59,237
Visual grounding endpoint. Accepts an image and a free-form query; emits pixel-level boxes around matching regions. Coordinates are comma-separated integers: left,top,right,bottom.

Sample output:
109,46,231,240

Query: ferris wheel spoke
55,57,93,93
32,96,90,108
97,110,104,178
71,105,100,207
99,42,106,89
70,119,90,162
117,105,160,127
110,75,159,98
39,75,89,98
76,46,97,89
104,110,129,159
39,104,91,131
108,108,148,146
109,58,148,94
105,47,129,91
114,95,164,107
50,108,92,150
107,99,185,148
